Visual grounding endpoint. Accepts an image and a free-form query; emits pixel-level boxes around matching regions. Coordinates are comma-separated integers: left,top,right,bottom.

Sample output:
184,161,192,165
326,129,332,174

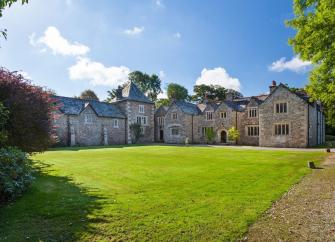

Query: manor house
53,81,325,148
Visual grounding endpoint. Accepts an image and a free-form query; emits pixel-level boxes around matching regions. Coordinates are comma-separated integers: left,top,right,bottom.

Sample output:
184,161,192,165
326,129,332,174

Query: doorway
221,130,227,143
159,130,164,142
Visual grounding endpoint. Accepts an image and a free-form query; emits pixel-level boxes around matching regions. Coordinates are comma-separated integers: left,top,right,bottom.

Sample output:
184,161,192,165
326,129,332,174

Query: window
84,114,93,124
171,128,179,135
275,103,288,113
220,112,227,119
113,119,119,128
248,108,257,118
157,117,164,125
206,111,213,121
247,126,259,136
201,126,214,136
140,127,144,134
172,112,178,120
274,124,289,135
139,105,145,113
136,116,147,125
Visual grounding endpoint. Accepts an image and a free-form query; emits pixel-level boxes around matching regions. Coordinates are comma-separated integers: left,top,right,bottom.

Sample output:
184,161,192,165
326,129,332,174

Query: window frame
274,102,288,114
157,117,164,125
139,105,145,114
248,108,258,118
246,125,259,136
84,114,93,124
220,112,227,119
274,123,290,136
206,111,213,121
171,127,179,136
136,115,148,126
113,119,119,128
172,112,178,120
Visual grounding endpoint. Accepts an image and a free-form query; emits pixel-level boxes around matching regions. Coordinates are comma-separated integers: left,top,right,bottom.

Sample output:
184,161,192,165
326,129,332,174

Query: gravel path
245,153,335,241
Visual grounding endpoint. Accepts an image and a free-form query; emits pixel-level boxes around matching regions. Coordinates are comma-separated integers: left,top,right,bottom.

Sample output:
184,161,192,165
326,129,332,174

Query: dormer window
172,112,178,120
113,119,119,128
206,111,213,121
139,105,145,113
84,114,93,124
275,103,287,113
248,108,257,118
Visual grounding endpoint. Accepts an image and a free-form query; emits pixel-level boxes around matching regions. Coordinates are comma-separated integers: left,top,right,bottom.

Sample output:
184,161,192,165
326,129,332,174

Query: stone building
53,81,154,146
53,81,325,148
155,81,325,148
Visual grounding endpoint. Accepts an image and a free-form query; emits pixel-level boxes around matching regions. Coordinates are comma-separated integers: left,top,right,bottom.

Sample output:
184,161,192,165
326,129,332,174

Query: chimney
269,80,277,93
225,92,234,101
116,86,123,100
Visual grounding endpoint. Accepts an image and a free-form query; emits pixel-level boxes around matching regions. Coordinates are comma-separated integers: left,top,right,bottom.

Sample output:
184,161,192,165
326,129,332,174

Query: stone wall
259,86,309,148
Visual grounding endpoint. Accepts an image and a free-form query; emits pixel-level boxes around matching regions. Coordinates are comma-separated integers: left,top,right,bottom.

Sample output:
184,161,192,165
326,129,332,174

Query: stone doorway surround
218,128,228,144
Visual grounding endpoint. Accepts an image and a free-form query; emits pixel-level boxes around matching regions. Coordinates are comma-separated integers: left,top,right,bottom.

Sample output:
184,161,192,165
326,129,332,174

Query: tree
0,68,56,153
228,126,240,144
167,83,189,101
155,98,170,108
105,83,127,102
79,89,99,101
192,84,227,102
205,127,215,144
1,0,28,41
0,102,9,145
286,0,335,126
129,71,162,101
129,123,143,144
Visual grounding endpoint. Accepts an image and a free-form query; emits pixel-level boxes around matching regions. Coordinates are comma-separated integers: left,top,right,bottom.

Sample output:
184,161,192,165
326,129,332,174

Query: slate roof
155,105,169,116
54,96,126,119
114,81,153,104
174,100,200,115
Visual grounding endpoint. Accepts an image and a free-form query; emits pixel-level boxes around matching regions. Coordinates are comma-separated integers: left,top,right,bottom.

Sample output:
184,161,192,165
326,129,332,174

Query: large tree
1,0,28,41
287,0,335,126
128,71,162,101
167,83,189,101
79,89,99,101
192,84,227,102
0,68,55,153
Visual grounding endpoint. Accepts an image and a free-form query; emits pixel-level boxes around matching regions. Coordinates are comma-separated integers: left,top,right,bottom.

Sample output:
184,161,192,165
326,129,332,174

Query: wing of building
52,81,325,148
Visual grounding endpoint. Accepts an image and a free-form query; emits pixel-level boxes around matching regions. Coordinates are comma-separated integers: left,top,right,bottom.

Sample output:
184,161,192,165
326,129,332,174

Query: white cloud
269,56,312,73
68,57,130,87
18,71,31,79
124,26,144,36
195,67,241,91
30,26,89,56
173,32,181,39
159,70,165,79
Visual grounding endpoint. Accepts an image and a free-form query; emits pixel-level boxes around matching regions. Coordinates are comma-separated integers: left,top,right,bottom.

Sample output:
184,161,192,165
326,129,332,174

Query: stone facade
155,82,326,148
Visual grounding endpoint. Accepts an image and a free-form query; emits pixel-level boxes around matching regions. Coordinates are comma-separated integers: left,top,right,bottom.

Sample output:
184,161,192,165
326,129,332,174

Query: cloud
68,57,130,87
159,70,165,79
30,26,89,56
124,26,144,36
269,56,312,73
173,32,181,39
18,71,31,79
155,0,164,7
195,67,241,91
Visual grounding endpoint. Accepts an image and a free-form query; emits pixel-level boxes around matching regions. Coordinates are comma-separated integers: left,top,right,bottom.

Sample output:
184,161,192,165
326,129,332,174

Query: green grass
0,145,326,241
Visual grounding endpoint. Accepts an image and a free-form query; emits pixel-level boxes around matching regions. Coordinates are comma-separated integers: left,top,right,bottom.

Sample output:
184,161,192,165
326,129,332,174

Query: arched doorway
220,130,227,143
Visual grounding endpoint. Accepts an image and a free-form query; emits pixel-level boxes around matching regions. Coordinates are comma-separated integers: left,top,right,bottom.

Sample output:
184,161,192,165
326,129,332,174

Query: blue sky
0,0,312,100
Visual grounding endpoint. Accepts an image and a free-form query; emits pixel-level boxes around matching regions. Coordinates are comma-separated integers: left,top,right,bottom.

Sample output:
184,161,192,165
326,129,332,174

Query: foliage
228,126,240,143
0,146,324,240
129,71,162,101
1,0,28,41
205,127,215,143
78,89,99,101
0,68,56,153
0,146,34,203
226,89,243,99
155,98,170,108
129,123,143,144
105,83,127,102
167,83,189,101
192,84,227,102
286,0,335,126
0,102,9,145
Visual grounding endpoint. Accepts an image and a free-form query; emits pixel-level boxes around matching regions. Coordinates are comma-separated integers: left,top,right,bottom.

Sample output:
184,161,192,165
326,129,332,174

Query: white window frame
136,116,148,126
172,112,178,120
274,123,290,136
157,117,164,125
171,127,179,136
139,105,145,114
84,114,93,124
113,119,119,128
248,108,257,118
206,111,213,121
275,102,288,114
220,112,227,119
247,126,259,136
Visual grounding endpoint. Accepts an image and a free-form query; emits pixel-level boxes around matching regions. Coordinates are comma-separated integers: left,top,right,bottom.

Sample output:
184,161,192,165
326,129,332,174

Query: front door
159,130,164,142
221,130,227,143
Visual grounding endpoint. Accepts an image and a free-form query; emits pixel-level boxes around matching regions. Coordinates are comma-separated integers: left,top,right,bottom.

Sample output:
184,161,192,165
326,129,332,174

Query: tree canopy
129,71,162,101
167,83,189,101
192,84,227,102
287,0,335,126
79,89,99,101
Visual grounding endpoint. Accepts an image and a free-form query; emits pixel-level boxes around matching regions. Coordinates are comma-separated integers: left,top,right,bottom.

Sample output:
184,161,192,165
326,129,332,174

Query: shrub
228,126,240,144
0,67,56,153
0,147,34,203
205,127,215,144
129,123,143,144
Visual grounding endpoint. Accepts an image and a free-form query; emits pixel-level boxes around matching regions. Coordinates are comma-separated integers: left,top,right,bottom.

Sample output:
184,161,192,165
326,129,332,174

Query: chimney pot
269,80,277,93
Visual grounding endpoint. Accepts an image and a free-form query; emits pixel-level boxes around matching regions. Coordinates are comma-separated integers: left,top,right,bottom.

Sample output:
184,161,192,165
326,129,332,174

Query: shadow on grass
0,162,111,241
48,143,148,152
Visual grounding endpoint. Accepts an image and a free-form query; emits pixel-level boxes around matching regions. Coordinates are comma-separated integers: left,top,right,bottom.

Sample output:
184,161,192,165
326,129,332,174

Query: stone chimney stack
225,92,234,101
269,80,277,93
116,86,123,100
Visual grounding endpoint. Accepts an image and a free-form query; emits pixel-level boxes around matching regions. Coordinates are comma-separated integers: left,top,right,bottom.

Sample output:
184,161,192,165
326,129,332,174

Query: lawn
0,145,326,241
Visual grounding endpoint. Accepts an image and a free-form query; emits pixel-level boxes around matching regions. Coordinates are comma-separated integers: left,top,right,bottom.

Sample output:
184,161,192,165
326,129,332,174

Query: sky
0,0,313,100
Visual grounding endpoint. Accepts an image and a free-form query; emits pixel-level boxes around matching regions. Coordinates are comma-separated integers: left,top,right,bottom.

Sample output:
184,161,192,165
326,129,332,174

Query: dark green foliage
0,102,9,145
129,123,143,144
0,147,34,203
205,127,215,144
78,89,99,101
155,98,170,108
167,83,189,101
129,71,162,101
287,0,335,126
192,85,227,102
